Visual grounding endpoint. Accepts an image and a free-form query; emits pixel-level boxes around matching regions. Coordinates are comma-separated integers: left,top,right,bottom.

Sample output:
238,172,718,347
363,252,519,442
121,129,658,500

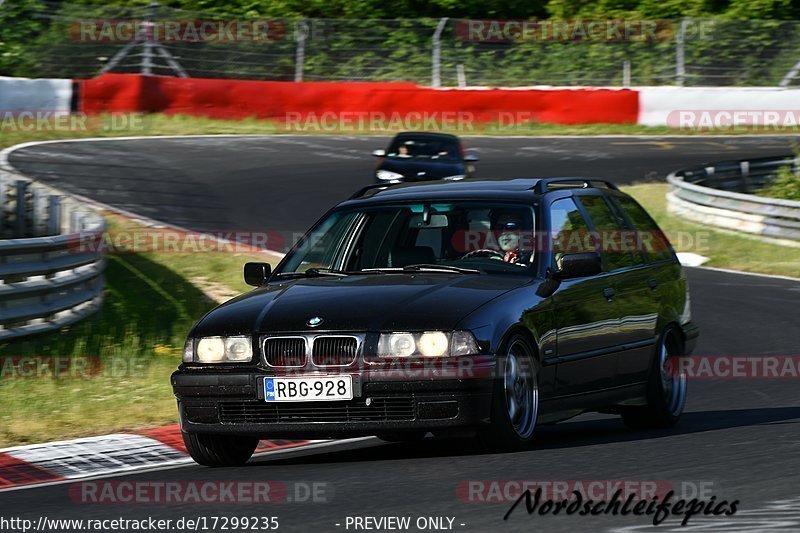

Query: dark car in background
372,132,479,183
173,178,698,467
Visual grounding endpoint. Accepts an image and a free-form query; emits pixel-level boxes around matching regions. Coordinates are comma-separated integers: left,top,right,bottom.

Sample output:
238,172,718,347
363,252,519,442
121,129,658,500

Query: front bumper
172,359,495,439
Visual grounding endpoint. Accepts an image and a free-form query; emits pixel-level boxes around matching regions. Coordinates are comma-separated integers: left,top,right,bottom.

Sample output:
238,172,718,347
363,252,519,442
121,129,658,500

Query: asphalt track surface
3,135,800,532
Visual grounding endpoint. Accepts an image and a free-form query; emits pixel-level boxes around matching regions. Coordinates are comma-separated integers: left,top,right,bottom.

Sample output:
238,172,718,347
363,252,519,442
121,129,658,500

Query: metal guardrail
667,155,800,242
0,169,106,341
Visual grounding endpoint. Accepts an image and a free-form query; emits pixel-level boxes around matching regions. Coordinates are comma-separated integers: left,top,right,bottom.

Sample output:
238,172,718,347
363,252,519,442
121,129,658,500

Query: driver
494,213,531,265
460,211,532,265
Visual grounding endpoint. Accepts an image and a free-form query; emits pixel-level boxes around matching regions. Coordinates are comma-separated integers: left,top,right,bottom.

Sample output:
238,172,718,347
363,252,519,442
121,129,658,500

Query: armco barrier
79,74,640,124
667,155,800,242
2,74,795,128
0,169,105,341
637,87,800,127
0,77,73,113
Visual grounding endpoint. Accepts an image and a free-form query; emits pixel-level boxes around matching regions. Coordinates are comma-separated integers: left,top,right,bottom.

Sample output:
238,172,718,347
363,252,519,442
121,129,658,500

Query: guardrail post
15,180,30,238
48,195,61,235
739,161,751,193
70,208,82,233
0,174,7,236
32,186,47,237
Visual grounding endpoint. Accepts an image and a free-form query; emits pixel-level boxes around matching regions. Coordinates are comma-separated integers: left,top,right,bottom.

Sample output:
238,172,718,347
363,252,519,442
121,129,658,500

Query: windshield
276,201,537,276
386,137,461,161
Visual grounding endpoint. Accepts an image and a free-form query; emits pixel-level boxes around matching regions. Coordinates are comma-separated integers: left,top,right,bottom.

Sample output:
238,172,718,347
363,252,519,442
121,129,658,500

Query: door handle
603,287,615,301
647,278,658,290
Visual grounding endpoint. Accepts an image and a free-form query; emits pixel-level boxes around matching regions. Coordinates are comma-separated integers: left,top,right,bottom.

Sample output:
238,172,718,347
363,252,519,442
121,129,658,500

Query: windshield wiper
404,264,482,274
273,268,349,279
361,264,481,275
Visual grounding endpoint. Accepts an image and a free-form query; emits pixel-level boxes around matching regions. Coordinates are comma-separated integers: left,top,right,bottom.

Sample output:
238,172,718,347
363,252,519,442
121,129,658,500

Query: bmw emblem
307,316,324,327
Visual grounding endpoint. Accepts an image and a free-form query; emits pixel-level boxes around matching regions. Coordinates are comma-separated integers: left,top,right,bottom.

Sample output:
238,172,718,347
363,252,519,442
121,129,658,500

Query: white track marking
688,265,800,283
5,434,187,479
0,437,379,493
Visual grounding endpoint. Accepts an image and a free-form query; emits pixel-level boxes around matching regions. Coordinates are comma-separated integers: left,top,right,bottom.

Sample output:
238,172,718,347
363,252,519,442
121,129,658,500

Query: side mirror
372,149,386,157
244,262,271,287
463,151,480,162
555,252,602,280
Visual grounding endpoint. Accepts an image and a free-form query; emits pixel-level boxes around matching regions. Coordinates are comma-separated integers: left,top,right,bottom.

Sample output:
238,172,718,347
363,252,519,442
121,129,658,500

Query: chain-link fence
5,0,800,86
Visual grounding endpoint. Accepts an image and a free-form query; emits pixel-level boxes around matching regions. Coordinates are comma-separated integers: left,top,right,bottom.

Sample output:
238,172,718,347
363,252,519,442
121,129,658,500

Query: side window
548,198,592,267
614,195,676,263
286,211,358,272
577,195,638,272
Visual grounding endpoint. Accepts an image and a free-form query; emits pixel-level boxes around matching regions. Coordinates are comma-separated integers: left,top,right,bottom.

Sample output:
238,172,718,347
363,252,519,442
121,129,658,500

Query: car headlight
443,175,465,181
185,336,253,363
376,170,404,181
377,331,479,358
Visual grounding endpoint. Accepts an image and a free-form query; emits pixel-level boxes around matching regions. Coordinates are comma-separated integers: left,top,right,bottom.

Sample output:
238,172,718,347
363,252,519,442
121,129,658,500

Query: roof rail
532,178,619,194
349,183,392,200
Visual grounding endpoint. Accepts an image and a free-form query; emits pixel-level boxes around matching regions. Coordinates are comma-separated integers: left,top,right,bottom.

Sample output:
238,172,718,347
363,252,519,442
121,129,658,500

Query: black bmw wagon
173,178,698,466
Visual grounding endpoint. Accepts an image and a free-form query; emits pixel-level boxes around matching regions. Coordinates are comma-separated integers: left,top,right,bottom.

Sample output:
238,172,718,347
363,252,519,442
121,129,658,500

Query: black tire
478,334,539,452
376,431,428,443
621,327,687,429
182,432,259,467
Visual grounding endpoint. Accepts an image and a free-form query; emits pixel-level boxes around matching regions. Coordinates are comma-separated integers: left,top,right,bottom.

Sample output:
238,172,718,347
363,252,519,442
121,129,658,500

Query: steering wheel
460,249,505,260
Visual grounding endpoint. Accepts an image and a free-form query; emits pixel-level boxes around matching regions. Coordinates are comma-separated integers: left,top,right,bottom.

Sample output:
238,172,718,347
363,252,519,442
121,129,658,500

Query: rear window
613,195,676,263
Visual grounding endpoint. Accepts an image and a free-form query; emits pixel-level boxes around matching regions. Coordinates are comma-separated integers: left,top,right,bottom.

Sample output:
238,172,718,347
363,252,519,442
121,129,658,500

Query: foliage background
3,0,800,84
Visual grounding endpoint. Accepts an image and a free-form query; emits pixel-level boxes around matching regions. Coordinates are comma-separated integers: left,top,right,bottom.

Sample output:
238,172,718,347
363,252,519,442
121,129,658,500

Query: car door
575,193,657,387
609,192,678,385
547,196,620,396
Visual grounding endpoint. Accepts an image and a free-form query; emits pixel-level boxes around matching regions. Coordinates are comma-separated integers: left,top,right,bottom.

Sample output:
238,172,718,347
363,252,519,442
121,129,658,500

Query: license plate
263,375,353,402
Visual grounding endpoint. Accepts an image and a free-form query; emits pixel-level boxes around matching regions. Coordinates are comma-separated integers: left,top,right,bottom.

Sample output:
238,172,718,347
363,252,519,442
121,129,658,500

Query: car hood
378,158,464,180
192,273,530,336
